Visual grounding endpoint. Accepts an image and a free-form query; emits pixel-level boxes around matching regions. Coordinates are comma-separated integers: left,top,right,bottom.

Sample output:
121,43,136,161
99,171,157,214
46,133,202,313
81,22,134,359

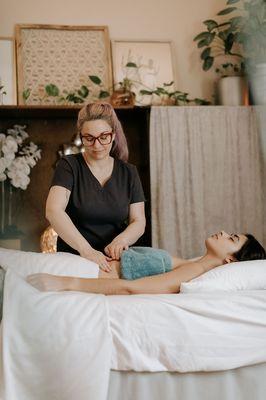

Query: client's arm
27,260,213,295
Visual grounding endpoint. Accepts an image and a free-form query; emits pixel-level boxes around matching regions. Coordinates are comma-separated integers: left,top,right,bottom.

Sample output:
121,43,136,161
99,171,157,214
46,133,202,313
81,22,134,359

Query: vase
0,180,22,238
216,76,248,106
250,63,266,105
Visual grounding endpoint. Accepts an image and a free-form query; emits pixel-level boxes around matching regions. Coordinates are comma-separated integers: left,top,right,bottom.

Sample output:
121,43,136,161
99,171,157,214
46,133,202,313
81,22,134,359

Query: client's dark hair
234,234,266,261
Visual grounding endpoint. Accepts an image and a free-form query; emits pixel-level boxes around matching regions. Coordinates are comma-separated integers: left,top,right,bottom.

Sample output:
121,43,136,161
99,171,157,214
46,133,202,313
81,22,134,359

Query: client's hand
80,249,112,272
104,238,129,260
27,273,65,292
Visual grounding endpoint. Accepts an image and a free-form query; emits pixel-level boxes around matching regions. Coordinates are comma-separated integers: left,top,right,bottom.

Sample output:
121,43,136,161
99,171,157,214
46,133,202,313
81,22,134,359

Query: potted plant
140,82,211,106
194,0,266,104
110,77,136,108
215,61,248,105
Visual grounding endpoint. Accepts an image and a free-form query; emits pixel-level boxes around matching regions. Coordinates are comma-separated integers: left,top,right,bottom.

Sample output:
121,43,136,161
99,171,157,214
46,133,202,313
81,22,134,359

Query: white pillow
180,260,266,293
0,247,99,279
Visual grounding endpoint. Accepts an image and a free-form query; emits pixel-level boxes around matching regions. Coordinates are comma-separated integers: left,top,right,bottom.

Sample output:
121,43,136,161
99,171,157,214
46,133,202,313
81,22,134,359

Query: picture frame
0,37,17,105
15,24,113,105
111,40,175,105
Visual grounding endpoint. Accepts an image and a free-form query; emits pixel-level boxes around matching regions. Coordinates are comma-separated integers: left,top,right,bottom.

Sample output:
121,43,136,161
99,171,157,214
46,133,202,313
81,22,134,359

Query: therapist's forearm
115,220,146,246
46,210,92,254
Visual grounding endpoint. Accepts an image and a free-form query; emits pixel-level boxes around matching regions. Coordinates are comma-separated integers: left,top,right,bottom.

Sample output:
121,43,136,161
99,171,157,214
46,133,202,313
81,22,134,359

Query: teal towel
121,247,172,280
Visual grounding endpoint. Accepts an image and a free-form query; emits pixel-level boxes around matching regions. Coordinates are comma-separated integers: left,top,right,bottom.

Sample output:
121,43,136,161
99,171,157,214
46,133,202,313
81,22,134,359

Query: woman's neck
83,153,113,170
196,253,224,273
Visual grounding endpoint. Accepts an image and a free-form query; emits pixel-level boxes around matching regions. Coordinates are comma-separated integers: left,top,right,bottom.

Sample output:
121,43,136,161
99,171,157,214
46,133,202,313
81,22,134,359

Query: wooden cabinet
0,106,151,251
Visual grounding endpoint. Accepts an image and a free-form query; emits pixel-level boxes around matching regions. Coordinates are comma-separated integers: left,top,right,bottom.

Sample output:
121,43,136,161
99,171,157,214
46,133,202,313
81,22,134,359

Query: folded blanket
121,247,172,280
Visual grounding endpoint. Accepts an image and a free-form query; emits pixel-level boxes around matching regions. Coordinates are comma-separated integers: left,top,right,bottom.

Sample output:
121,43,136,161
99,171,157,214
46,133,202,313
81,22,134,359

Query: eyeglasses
80,132,113,146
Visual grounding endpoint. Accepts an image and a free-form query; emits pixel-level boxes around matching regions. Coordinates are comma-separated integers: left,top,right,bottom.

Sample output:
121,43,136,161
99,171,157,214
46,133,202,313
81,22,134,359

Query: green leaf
66,93,76,102
217,7,237,15
203,19,218,32
201,47,211,60
177,93,189,102
203,56,214,71
77,85,89,98
193,31,210,42
197,33,215,48
229,16,244,29
89,75,102,85
66,93,84,103
226,0,240,4
22,89,31,100
218,31,228,42
156,87,168,94
73,96,84,104
140,89,153,95
125,62,137,68
163,81,174,86
99,90,110,99
224,32,235,53
194,98,211,105
45,84,59,97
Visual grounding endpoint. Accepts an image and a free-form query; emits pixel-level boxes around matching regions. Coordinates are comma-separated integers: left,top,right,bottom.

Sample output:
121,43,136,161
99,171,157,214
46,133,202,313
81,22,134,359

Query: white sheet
0,269,112,400
108,291,266,372
1,252,266,400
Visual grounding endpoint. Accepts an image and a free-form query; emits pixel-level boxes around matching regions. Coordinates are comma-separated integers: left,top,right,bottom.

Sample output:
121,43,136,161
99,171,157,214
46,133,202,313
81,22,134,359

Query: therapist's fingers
105,239,129,260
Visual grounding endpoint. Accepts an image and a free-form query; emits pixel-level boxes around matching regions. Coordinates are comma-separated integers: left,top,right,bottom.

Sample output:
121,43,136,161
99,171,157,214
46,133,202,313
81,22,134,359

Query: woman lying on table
27,231,266,295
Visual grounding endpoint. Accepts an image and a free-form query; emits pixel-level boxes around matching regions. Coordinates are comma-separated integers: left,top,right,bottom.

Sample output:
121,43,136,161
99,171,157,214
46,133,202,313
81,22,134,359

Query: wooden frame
0,37,17,105
112,39,175,105
15,24,113,105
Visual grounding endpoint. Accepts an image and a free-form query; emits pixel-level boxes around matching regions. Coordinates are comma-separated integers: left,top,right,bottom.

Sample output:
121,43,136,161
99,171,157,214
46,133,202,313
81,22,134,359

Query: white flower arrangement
0,125,41,190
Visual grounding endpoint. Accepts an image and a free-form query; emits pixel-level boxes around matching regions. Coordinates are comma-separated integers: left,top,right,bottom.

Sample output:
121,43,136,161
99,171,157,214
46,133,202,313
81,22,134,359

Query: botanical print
112,41,175,105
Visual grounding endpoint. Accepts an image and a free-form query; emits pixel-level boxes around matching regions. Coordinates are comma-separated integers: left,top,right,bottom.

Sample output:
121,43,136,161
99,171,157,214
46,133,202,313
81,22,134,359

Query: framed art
112,40,175,105
15,24,113,105
0,37,17,105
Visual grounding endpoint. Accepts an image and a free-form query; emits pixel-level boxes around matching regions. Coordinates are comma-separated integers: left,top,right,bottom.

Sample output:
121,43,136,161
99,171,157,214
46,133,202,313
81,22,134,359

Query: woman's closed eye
230,234,240,242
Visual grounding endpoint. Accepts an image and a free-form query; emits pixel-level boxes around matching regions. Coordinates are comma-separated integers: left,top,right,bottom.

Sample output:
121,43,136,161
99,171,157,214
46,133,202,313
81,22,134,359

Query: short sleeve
50,157,74,191
130,166,146,204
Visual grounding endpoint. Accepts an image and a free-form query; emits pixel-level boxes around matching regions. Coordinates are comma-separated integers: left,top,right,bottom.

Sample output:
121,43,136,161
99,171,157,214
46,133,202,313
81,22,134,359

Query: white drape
150,106,265,258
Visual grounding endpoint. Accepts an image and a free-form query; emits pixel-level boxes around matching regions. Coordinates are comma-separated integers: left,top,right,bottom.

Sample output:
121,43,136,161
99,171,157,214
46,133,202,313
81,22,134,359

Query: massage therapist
46,102,146,272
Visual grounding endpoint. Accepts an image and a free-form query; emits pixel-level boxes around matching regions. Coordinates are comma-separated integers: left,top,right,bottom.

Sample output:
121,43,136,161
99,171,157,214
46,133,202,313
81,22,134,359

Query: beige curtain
150,106,265,259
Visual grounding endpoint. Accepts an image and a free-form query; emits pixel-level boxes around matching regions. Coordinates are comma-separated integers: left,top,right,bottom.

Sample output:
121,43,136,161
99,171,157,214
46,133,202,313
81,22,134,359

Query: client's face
205,231,247,262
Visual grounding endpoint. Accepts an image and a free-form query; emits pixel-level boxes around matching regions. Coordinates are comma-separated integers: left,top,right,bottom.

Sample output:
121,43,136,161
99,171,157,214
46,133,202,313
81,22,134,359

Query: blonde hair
77,102,129,162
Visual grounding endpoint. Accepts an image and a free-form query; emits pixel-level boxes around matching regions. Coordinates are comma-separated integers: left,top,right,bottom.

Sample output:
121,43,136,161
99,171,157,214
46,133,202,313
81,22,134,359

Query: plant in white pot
215,61,248,105
194,0,266,105
242,0,266,104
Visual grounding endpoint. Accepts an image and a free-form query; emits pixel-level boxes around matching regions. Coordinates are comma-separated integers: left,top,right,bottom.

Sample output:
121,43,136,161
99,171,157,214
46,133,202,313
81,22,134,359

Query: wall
1,0,226,101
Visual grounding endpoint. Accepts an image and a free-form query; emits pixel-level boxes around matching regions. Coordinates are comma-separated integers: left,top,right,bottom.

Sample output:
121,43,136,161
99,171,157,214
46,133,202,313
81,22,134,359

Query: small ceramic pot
217,76,248,106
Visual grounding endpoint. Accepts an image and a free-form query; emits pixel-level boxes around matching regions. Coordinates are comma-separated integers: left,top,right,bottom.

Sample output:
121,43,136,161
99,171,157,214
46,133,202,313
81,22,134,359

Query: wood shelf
0,105,150,119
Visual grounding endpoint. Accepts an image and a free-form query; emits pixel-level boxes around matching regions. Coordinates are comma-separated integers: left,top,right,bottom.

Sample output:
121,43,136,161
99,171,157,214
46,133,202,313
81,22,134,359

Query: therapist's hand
104,238,129,260
80,249,112,272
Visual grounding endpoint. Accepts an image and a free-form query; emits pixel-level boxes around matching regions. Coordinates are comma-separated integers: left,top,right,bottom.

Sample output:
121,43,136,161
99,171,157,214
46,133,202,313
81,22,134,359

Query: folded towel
121,247,172,280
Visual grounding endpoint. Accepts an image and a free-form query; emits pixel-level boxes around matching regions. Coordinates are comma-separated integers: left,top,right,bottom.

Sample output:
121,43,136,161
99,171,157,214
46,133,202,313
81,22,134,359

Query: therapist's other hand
104,238,129,260
81,249,112,272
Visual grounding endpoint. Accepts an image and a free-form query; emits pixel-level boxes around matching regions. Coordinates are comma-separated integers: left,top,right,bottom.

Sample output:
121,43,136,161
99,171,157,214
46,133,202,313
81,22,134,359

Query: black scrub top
51,154,145,254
